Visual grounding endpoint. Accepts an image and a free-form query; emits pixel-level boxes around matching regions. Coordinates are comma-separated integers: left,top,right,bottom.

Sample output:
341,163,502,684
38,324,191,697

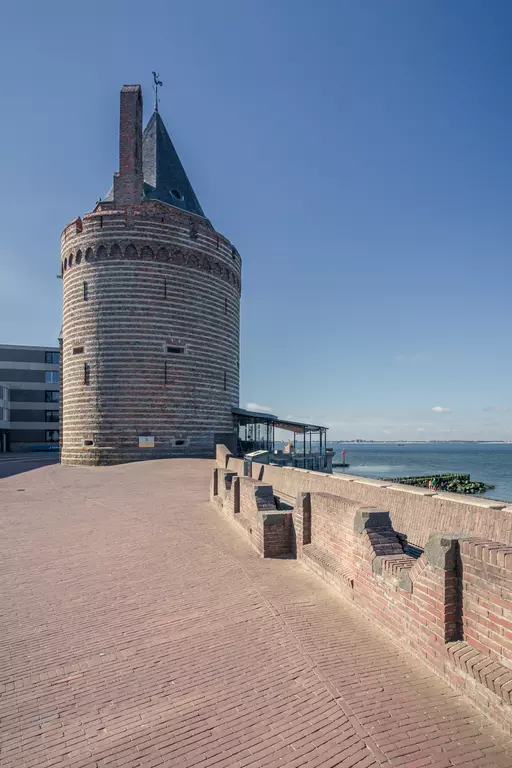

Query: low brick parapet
211,466,292,557
224,455,512,548
212,448,512,732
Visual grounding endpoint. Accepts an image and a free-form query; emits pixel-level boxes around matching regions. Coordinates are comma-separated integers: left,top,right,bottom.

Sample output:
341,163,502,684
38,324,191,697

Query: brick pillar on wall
113,85,143,207
422,532,464,644
292,492,311,556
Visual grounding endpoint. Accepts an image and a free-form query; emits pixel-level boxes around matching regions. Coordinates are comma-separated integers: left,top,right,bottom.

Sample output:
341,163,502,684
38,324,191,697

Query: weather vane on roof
152,71,163,112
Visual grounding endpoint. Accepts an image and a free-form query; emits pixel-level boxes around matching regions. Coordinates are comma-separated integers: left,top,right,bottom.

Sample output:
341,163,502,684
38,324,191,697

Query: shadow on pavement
0,456,59,479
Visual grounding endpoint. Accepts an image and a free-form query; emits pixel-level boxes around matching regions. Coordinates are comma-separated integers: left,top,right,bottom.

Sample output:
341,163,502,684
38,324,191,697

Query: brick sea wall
213,450,512,732
460,540,512,668
60,205,241,465
211,467,291,558
230,461,512,548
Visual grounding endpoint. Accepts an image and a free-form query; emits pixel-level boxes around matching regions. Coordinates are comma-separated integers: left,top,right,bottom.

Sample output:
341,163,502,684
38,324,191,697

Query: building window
83,281,89,301
45,390,60,403
166,346,185,354
73,346,84,355
224,371,227,391
45,411,59,423
45,371,60,383
45,351,60,364
84,363,90,385
45,430,60,442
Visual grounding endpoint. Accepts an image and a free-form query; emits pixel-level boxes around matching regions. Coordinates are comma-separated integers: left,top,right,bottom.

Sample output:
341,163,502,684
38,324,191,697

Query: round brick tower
60,85,241,465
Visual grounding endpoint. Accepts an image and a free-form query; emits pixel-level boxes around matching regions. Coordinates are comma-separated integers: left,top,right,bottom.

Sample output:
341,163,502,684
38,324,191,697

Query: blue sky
1,0,511,440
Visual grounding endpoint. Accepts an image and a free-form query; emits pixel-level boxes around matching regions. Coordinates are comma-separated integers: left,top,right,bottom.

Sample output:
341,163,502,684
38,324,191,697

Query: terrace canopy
232,407,328,456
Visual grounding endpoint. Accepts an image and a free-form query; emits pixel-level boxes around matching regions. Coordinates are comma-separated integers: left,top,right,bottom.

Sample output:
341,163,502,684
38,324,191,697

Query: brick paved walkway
1,459,511,768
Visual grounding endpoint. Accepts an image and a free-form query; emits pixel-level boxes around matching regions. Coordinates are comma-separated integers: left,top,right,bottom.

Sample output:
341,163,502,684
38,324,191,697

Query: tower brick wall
60,207,241,465
60,84,241,465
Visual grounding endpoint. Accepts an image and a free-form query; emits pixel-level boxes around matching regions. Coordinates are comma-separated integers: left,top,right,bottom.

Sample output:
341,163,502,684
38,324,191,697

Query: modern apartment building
0,344,60,452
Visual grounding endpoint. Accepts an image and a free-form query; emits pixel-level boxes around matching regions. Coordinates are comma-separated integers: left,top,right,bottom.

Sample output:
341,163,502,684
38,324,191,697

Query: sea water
330,443,512,502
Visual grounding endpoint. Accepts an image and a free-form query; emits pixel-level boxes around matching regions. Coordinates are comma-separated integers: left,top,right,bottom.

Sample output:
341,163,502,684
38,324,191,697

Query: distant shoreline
274,440,512,445
326,441,512,445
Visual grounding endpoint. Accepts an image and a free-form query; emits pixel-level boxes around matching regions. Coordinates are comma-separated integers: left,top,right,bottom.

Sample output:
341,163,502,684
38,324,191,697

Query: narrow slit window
73,346,84,355
84,362,90,385
166,346,185,354
223,371,227,391
83,281,89,301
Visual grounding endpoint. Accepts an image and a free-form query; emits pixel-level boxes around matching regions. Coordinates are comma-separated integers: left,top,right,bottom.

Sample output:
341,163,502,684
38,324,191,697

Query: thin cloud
416,427,425,432
246,402,274,414
432,406,452,413
483,406,509,413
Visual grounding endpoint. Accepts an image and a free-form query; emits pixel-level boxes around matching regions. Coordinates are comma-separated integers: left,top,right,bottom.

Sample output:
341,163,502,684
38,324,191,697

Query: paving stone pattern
1,459,511,768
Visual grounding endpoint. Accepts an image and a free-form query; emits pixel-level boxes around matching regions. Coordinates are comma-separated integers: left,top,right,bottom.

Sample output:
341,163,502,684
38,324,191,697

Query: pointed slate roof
141,111,205,216
103,109,205,216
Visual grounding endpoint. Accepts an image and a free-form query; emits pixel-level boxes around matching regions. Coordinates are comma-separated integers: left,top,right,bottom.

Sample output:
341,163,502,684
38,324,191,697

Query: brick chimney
113,85,143,207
